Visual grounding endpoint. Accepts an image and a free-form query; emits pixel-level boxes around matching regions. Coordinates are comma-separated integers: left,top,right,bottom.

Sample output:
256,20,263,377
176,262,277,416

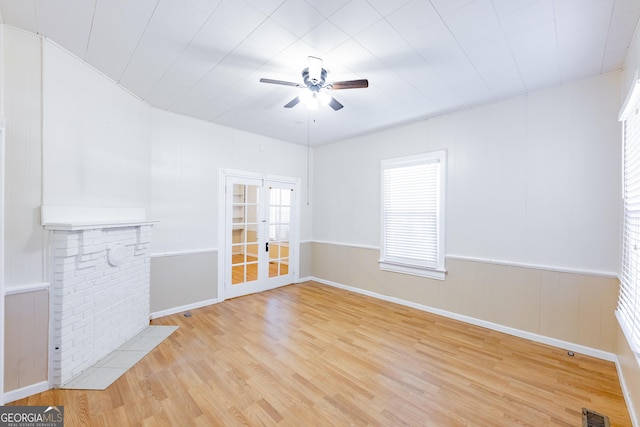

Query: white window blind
618,79,640,356
380,151,446,280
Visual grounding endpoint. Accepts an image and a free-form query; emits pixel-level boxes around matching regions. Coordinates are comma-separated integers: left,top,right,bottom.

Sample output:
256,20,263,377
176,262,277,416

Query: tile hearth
62,325,178,390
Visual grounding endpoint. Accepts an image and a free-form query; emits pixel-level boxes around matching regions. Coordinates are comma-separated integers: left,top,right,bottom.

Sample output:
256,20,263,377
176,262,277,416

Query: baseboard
3,381,49,404
615,355,640,427
150,279,317,319
311,277,616,362
150,298,218,319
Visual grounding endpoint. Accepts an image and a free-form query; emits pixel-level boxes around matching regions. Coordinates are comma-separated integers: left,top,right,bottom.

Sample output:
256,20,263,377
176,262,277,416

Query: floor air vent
582,408,610,427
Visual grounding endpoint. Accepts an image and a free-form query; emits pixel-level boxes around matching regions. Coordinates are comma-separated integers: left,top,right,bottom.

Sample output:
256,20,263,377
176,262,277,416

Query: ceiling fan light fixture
259,56,369,111
317,91,331,106
307,93,319,110
299,89,312,104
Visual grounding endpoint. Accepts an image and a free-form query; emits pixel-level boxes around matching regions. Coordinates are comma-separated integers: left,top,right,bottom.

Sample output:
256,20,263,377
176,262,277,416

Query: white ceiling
0,0,639,146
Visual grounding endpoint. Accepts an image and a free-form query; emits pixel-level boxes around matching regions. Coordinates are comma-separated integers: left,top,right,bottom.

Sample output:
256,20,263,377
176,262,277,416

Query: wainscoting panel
150,251,217,314
298,241,312,279
4,289,48,393
311,242,619,353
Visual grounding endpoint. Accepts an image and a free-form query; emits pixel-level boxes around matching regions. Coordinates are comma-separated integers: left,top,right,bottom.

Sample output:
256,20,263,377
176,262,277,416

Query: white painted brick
50,223,154,387
84,270,106,282
77,253,96,263
81,243,106,254
81,229,103,240
109,235,136,246
59,323,74,340
61,238,80,249
54,256,76,267
59,300,83,316
75,260,97,270
55,246,80,257
52,231,79,242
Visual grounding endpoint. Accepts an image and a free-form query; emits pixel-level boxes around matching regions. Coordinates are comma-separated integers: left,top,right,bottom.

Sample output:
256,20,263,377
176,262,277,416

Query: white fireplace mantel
43,205,157,387
41,205,157,230
43,219,158,231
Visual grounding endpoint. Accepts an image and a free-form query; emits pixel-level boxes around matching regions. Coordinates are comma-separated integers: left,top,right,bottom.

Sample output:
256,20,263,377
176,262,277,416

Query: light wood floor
232,254,288,284
10,282,631,426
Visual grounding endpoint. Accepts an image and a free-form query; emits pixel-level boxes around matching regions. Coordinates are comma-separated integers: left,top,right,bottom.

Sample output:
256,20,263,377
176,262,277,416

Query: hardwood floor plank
6,281,632,426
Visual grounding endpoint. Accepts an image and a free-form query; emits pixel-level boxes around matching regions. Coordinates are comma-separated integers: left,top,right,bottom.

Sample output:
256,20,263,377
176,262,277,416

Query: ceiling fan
259,56,368,111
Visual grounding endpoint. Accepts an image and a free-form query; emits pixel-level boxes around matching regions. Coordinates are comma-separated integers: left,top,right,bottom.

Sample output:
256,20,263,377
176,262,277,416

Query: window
380,151,446,280
618,79,640,358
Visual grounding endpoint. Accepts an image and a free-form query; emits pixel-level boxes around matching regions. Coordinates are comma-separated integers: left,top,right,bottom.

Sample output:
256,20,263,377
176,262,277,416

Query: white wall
40,37,315,256
4,28,43,287
148,108,313,312
314,72,621,275
42,40,151,209
3,27,48,398
149,109,312,255
623,23,640,96
34,34,316,319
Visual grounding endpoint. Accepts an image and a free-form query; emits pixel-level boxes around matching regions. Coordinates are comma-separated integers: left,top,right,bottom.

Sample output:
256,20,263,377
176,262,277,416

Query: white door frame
217,169,300,303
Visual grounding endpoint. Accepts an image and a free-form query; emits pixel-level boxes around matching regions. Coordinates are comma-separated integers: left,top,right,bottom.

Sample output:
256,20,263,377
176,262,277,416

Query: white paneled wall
3,27,48,398
148,109,314,309
4,28,44,287
42,40,151,209
149,109,313,255
623,22,640,94
314,72,622,275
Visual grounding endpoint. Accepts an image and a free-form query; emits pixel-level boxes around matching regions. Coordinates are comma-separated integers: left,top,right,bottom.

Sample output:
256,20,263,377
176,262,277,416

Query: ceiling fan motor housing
302,67,327,91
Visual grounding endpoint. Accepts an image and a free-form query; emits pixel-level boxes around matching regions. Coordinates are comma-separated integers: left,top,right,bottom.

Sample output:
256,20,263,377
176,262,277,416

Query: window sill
379,260,446,280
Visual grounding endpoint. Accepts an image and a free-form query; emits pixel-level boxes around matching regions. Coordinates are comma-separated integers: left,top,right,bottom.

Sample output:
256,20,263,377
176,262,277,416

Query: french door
221,171,298,300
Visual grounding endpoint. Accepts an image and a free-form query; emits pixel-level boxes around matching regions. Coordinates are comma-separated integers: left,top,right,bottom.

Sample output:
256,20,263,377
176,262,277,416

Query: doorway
219,170,299,300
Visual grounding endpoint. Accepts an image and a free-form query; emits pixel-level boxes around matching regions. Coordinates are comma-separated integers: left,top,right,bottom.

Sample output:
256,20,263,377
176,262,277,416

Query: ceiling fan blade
284,96,301,108
328,97,344,111
260,78,303,88
330,79,369,90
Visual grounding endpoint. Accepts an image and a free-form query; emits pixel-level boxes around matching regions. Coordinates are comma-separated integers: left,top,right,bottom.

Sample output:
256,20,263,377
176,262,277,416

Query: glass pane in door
268,187,291,278
231,184,260,285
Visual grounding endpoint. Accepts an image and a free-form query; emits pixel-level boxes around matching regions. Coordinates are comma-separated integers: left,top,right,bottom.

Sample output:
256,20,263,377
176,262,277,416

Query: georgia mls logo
0,405,64,427
44,406,63,419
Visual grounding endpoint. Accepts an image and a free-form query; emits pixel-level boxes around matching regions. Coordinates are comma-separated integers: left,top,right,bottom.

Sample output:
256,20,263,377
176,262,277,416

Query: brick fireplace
43,207,156,387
